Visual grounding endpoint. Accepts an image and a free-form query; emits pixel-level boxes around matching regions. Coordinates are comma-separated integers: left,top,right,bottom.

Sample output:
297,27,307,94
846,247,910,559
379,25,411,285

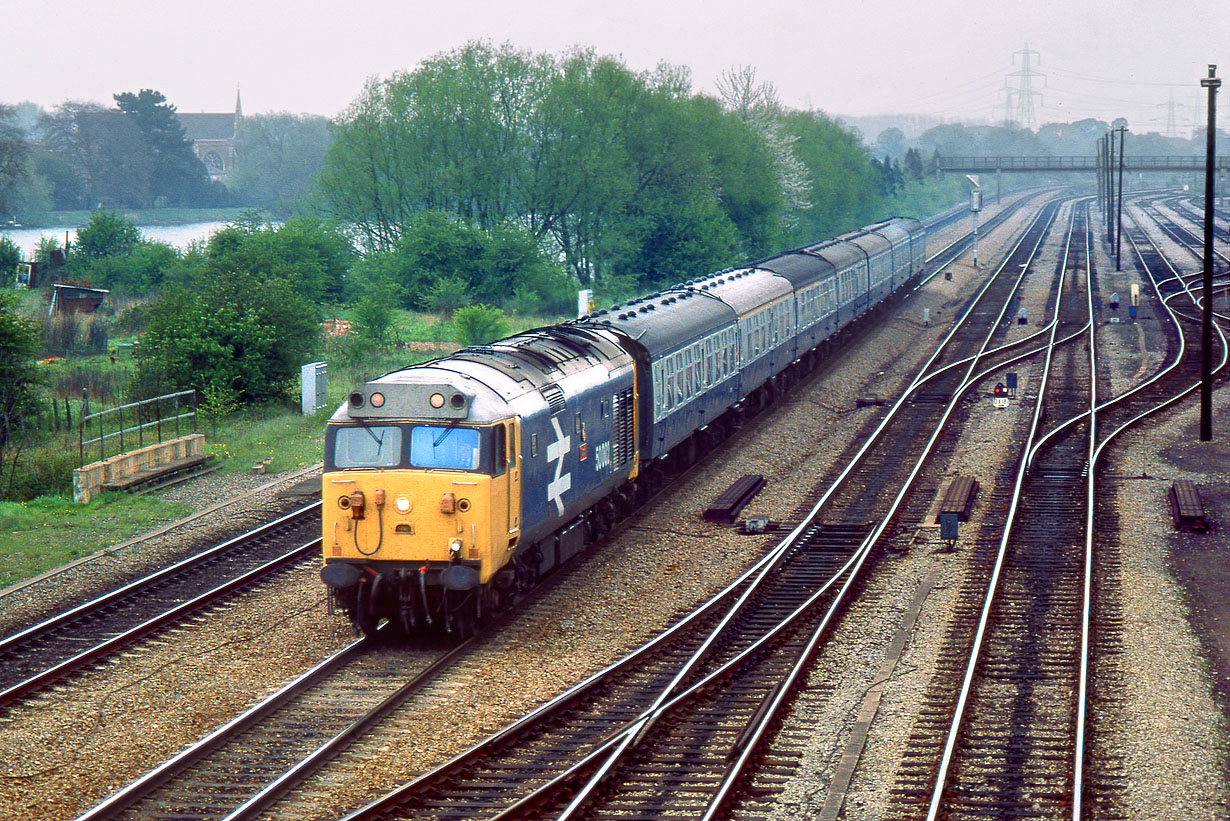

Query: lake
1,221,231,258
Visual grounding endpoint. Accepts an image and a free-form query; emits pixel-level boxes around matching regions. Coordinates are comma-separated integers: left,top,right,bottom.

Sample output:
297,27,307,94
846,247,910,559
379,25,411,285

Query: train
320,217,927,637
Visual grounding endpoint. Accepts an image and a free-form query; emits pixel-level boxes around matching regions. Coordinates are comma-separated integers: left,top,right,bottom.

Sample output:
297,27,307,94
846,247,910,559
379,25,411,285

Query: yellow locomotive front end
321,380,521,637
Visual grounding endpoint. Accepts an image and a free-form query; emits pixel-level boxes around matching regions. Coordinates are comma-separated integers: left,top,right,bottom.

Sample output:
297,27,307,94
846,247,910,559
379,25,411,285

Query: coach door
502,419,521,541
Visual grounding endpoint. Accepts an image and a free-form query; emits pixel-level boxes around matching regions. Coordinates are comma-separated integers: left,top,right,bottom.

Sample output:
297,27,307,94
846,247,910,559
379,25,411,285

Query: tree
875,127,907,161
0,236,20,280
0,105,31,219
40,102,152,208
114,89,210,206
134,270,321,404
782,110,881,242
228,113,333,214
903,148,925,182
319,43,776,290
0,292,39,456
717,65,810,236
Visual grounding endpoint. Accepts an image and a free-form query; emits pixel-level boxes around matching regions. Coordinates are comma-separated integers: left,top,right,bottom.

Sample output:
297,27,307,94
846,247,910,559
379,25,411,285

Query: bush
134,269,321,405
74,211,142,259
350,287,396,346
426,275,471,316
34,235,61,267
0,437,77,500
453,304,509,346
0,235,19,282
111,299,154,336
82,240,180,293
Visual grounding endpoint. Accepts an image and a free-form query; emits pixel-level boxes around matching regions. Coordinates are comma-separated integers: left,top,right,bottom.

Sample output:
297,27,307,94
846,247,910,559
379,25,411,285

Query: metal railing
79,389,197,467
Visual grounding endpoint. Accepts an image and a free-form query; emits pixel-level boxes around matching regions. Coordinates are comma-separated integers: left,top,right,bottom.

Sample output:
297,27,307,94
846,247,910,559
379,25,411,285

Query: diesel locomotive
321,217,927,637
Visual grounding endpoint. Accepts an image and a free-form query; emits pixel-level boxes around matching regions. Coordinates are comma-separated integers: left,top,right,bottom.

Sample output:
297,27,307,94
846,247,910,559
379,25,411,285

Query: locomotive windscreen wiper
360,424,386,448
433,419,460,447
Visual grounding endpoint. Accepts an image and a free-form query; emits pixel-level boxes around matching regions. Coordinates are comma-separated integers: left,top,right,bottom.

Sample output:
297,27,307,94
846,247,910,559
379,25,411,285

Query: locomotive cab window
331,425,403,469
410,426,482,471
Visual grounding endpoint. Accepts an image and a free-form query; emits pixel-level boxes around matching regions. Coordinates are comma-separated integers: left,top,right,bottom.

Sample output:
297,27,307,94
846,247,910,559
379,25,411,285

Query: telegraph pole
1201,65,1220,441
1114,125,1127,270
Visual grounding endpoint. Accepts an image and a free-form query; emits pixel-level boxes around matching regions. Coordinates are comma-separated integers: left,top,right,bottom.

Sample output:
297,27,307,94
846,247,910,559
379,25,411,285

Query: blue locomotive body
321,217,926,636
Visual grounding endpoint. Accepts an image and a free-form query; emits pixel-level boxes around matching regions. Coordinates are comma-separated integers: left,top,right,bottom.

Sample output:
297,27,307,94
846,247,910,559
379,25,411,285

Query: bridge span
936,155,1230,173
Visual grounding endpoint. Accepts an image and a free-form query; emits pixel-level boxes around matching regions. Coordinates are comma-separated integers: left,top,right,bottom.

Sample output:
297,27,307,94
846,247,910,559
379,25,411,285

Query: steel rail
0,502,323,709
925,199,1090,820
0,501,320,651
73,635,369,821
547,201,1066,820
342,200,1069,821
0,539,321,709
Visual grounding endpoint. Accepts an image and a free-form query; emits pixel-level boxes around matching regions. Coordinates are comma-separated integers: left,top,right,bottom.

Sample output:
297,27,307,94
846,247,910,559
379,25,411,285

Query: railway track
235,197,1074,821
75,634,455,821
889,196,1230,820
893,201,1097,819
71,192,1103,821
0,503,322,710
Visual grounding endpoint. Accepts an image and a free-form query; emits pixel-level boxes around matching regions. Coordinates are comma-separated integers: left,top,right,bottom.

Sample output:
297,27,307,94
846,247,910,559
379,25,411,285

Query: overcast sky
4,0,1228,136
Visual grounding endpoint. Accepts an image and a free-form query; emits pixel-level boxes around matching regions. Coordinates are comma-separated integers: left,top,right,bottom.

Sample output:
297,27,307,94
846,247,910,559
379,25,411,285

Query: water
1,220,230,258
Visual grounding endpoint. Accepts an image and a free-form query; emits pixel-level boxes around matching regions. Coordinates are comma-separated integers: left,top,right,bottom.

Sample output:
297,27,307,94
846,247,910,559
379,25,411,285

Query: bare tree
717,66,811,222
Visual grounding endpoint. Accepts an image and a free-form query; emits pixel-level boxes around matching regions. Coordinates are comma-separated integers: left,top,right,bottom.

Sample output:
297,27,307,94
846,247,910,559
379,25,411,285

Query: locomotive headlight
369,392,385,408
395,496,411,513
449,538,463,557
429,392,446,408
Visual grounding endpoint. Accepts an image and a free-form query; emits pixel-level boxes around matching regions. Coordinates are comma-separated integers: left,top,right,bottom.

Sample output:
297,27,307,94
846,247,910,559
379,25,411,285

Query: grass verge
0,401,330,590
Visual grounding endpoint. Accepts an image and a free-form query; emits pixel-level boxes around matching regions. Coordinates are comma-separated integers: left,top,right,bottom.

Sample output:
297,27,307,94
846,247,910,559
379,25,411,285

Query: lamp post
1201,65,1220,441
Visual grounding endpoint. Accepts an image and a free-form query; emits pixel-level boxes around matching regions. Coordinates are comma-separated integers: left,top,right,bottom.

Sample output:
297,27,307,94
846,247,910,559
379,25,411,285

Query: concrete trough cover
1169,480,1210,533
938,476,979,522
704,474,767,523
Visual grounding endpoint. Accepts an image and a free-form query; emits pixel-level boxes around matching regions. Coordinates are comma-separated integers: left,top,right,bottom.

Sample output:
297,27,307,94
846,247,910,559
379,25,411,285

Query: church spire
235,85,243,118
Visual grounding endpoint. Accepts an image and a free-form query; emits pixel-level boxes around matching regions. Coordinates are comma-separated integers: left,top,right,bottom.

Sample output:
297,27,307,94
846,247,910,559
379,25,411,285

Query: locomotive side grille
540,384,567,415
612,388,635,466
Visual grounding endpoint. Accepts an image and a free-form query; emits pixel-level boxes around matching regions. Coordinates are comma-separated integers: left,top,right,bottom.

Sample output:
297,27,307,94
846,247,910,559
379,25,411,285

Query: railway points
4,190,1230,820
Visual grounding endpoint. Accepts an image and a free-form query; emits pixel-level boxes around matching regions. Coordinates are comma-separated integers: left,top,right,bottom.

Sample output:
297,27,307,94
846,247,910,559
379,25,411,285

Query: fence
79,389,197,468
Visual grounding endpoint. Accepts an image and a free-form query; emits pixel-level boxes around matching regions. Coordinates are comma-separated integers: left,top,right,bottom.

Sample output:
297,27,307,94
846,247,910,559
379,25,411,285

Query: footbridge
936,156,1230,173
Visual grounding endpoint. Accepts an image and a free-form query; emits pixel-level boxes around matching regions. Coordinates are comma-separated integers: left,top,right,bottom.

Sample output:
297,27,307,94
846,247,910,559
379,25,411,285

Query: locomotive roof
331,325,633,424
863,219,915,244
